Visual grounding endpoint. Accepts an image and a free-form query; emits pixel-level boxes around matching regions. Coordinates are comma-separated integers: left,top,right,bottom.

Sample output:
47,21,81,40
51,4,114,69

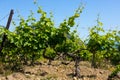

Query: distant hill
0,25,5,28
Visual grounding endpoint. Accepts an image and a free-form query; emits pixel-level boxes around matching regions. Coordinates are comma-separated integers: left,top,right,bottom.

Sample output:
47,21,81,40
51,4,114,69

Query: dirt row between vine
0,61,112,80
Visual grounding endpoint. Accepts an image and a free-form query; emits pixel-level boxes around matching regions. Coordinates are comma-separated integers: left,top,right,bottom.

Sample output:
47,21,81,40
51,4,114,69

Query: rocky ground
0,61,117,80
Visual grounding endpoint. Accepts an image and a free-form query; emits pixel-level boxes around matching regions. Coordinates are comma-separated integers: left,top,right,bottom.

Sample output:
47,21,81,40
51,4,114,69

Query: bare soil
0,61,113,80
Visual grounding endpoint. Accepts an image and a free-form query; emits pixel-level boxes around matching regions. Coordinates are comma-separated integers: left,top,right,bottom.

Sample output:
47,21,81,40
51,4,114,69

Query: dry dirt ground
0,61,114,80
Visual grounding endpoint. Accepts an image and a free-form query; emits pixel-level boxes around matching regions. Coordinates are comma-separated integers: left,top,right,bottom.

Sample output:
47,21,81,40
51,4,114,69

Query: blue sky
0,0,120,40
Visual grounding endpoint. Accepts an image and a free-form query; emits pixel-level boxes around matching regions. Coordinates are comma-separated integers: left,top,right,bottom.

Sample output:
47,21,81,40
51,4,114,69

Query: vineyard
0,5,120,80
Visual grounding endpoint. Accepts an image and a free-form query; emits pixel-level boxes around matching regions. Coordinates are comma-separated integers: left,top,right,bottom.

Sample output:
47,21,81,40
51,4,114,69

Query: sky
0,0,120,40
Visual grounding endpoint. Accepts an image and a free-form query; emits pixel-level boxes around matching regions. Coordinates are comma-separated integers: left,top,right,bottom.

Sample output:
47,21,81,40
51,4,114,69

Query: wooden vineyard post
0,9,14,53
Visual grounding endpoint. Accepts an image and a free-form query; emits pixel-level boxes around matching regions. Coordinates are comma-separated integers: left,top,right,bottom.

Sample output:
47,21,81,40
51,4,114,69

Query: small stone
40,71,48,76
73,77,77,80
99,71,104,74
83,77,87,80
0,77,6,80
